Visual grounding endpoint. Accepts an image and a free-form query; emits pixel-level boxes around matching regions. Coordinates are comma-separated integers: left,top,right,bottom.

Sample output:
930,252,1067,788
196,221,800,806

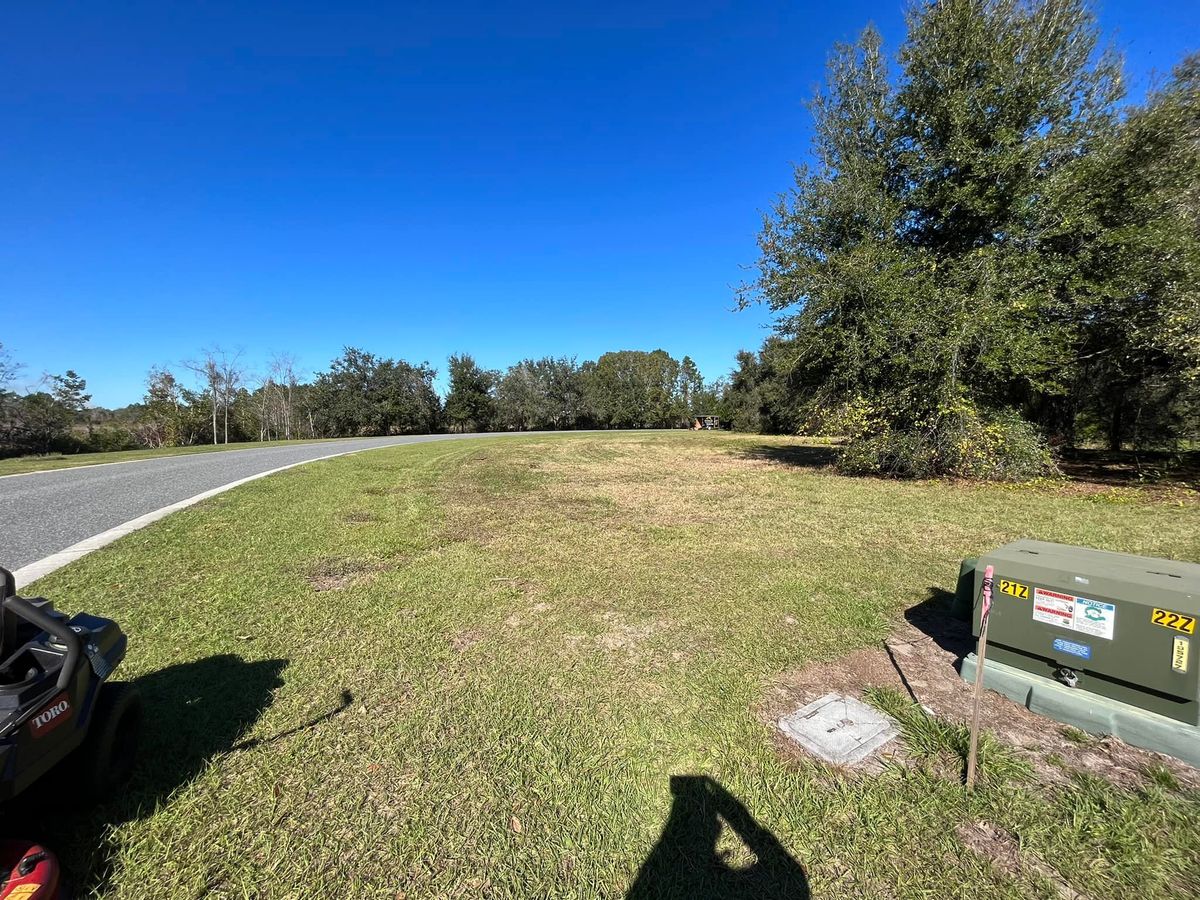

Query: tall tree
185,351,223,445
676,356,705,419
138,367,201,447
51,370,92,437
1070,54,1200,449
311,347,439,437
585,350,685,428
495,361,542,431
741,0,1127,474
0,344,23,453
217,351,245,444
445,353,497,432
270,353,300,440
14,393,71,454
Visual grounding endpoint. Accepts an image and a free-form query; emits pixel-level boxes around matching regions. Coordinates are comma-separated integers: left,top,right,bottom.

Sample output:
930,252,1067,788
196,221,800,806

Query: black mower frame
0,566,137,805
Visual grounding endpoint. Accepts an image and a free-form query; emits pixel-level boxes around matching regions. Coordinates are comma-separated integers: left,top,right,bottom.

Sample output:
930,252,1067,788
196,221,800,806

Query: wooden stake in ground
965,563,995,791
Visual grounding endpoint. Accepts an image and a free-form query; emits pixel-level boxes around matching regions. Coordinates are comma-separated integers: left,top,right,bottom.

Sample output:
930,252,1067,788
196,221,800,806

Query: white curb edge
12,443,396,590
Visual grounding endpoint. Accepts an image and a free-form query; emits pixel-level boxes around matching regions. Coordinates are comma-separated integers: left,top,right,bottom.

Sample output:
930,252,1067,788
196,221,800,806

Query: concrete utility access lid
778,693,899,765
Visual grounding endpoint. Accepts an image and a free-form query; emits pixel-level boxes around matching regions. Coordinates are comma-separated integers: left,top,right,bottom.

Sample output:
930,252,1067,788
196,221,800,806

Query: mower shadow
626,775,811,900
17,654,344,893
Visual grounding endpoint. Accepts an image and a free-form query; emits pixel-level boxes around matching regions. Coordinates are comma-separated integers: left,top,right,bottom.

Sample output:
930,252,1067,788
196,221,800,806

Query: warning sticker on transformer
1033,588,1075,629
1032,588,1116,640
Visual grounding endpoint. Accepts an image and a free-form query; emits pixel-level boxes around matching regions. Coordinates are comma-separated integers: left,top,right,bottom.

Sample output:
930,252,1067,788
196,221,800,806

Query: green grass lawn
24,432,1200,898
0,437,350,477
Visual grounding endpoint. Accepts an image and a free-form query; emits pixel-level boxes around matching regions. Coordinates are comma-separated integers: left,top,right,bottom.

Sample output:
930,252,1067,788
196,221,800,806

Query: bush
84,426,139,452
837,402,1052,480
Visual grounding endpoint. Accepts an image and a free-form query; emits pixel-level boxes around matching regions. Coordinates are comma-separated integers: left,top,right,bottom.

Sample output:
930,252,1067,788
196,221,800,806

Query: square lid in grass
778,693,899,765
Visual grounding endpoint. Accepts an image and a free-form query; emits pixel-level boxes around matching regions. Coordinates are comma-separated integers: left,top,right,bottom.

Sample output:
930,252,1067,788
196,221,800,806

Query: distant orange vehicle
691,415,720,430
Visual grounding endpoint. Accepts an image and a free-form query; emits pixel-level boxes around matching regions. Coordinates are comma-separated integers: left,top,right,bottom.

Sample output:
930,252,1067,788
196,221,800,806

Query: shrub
85,426,139,452
837,402,1052,480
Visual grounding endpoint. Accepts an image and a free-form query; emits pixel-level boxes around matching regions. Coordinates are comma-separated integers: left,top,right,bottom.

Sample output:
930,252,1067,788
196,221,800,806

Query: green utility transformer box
957,540,1200,763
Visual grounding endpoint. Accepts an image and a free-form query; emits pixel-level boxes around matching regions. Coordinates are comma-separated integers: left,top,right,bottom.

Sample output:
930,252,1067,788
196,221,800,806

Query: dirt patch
957,821,1089,900
594,611,671,654
491,576,545,600
450,629,484,652
341,509,377,524
304,557,382,592
763,608,1200,791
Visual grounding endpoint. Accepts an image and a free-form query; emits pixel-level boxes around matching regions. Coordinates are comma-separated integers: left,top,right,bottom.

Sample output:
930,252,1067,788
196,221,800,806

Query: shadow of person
627,775,811,900
8,654,348,894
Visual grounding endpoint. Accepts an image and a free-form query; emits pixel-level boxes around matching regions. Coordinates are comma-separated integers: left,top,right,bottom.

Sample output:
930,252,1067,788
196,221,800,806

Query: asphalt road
0,434,494,576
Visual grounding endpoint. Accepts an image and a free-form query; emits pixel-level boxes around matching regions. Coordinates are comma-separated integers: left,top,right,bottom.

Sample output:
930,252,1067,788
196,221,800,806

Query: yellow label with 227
1151,608,1197,634
998,579,1029,600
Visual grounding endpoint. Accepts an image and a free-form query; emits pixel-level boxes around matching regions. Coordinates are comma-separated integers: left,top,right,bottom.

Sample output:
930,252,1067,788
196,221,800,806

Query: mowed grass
0,437,350,476
25,432,1200,899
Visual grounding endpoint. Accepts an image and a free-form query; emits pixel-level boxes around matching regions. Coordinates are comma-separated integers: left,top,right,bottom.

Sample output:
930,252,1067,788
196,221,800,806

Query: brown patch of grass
594,611,671,653
538,440,788,528
957,821,1089,900
450,629,484,652
303,556,382,592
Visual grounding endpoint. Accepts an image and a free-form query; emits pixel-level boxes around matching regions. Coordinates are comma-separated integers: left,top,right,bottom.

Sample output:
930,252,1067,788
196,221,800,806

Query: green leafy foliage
444,353,498,433
310,347,441,437
838,400,1052,479
737,0,1200,473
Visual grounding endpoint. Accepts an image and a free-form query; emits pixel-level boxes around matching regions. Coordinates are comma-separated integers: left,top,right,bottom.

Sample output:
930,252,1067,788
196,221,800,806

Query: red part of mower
0,840,60,900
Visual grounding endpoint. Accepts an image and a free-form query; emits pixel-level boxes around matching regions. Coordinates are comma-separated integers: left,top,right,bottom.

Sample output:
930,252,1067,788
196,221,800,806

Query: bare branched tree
185,347,244,444
217,350,245,444
269,352,299,440
0,343,20,388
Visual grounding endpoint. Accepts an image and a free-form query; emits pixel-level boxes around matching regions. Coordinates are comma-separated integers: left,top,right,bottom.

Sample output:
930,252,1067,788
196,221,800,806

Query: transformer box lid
982,540,1200,608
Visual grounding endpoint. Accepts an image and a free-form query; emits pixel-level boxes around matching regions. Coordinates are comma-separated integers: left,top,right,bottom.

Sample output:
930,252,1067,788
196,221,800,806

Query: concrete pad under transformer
778,693,899,765
961,653,1200,768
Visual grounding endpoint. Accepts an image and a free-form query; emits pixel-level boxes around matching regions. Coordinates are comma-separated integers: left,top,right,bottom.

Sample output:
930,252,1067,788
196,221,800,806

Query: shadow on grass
1056,448,1200,489
733,444,839,470
627,775,810,900
16,654,351,894
904,587,973,660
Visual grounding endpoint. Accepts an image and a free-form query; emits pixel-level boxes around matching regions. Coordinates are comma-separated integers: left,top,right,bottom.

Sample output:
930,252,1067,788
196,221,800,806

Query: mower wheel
78,682,142,800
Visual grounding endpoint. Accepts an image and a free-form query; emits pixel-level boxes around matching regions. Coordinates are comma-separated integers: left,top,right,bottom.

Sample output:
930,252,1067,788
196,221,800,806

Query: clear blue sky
3,1,1195,406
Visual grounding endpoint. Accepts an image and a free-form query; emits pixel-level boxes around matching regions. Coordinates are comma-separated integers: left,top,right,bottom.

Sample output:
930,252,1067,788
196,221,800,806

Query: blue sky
3,1,1195,406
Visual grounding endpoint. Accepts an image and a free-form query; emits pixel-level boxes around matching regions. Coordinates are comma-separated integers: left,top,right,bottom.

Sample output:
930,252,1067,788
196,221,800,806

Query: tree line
730,0,1199,477
0,343,727,457
5,0,1194,479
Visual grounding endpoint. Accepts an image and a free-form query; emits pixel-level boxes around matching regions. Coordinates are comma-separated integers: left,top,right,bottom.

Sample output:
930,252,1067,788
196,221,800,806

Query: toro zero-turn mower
0,566,141,899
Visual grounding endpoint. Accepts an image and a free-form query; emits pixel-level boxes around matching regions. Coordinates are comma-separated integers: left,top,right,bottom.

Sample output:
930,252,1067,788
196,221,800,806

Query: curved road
0,433,498,587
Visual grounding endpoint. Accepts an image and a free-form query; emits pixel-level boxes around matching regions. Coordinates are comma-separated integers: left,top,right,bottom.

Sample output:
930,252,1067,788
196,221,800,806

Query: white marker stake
965,564,994,791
